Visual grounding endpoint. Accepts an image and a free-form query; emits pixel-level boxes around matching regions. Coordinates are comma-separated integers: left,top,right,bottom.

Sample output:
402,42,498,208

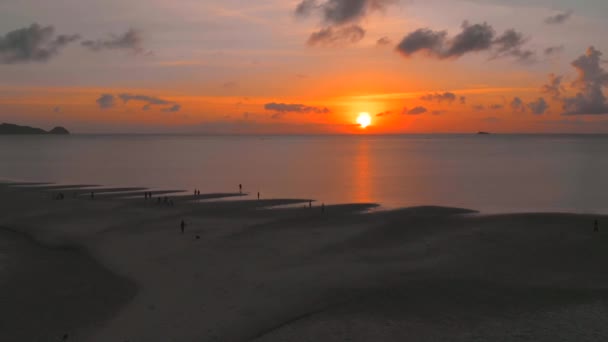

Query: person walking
180,220,186,234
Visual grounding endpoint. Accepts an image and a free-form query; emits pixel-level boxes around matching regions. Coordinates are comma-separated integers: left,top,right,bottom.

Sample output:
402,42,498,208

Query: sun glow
356,112,372,128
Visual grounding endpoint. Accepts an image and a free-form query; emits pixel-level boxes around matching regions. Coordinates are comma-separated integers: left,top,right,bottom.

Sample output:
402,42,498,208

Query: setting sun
357,112,372,128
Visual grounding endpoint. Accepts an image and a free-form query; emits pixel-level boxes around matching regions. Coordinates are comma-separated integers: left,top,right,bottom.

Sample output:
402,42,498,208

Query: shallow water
1,134,608,213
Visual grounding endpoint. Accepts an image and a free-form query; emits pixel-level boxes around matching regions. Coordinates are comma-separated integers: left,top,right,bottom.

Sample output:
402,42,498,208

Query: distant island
477,131,491,135
0,123,70,135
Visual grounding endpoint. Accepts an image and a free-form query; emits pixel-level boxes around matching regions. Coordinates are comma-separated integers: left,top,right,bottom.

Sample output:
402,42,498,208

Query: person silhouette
309,200,312,209
257,192,260,200
594,219,599,232
180,220,186,234
90,191,94,200
239,184,242,194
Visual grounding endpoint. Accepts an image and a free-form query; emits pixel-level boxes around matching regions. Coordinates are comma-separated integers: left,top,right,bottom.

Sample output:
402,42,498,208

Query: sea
1,134,608,214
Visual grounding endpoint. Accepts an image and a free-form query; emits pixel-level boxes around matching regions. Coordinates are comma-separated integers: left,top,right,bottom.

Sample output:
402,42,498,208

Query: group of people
143,191,154,199
193,189,201,196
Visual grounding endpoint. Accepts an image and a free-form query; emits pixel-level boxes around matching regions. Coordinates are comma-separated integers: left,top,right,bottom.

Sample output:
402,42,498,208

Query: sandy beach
2,182,608,341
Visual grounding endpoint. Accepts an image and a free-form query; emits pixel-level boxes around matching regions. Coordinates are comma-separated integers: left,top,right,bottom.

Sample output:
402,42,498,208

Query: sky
1,0,608,134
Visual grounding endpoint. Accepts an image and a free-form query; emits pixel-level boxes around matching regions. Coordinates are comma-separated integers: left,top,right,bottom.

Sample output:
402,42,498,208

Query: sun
357,112,372,128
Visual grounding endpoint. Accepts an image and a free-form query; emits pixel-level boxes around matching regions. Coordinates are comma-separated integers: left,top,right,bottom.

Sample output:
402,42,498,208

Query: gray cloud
96,94,116,109
376,36,391,46
376,110,392,117
541,73,565,100
420,92,457,103
396,21,533,62
82,29,144,53
118,93,181,112
295,0,395,47
562,46,608,115
295,0,396,25
264,102,330,115
511,97,526,112
544,45,564,56
545,10,573,25
162,104,181,113
404,106,427,115
0,23,80,64
489,104,504,110
307,25,365,46
528,97,549,115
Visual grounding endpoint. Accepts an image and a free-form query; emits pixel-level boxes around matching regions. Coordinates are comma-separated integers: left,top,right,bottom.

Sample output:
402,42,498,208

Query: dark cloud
118,93,181,112
395,28,447,57
307,25,365,46
376,110,392,117
511,97,526,112
96,94,116,109
489,104,504,110
545,10,573,25
295,0,317,17
544,45,564,56
295,0,396,47
528,97,549,115
0,23,80,64
162,104,181,113
460,96,466,104
492,29,534,62
264,102,330,114
404,106,427,115
396,21,533,62
420,92,457,103
541,73,565,100
376,36,391,46
82,29,144,53
295,0,396,25
472,104,485,111
562,46,608,115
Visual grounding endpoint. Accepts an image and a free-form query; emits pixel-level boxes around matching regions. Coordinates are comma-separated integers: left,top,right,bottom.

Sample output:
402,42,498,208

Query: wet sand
1,182,608,341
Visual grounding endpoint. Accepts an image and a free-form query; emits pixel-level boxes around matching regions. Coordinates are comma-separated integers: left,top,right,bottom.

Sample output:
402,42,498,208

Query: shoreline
2,181,608,341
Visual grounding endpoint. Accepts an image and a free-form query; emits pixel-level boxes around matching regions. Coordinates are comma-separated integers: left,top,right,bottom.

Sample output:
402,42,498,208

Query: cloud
545,10,573,25
541,73,565,100
420,92,457,103
528,97,549,115
162,104,181,113
562,46,608,115
53,106,62,113
307,25,365,46
511,97,526,112
544,45,564,56
295,0,396,25
431,110,446,115
404,106,427,115
264,102,330,115
472,104,485,111
375,110,392,117
489,104,504,110
82,29,144,53
96,94,116,109
118,93,181,112
376,36,391,46
295,0,396,46
460,96,466,104
97,93,180,112
0,23,80,64
395,21,533,62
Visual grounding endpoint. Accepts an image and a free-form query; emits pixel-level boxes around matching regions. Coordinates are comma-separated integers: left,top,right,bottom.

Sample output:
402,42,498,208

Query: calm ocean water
1,134,608,213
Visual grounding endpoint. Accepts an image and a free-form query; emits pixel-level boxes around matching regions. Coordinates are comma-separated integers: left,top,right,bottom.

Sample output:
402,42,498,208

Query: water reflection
353,138,372,203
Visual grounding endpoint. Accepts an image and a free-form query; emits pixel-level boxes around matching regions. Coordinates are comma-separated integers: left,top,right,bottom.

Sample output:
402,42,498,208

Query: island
0,123,70,135
477,131,491,135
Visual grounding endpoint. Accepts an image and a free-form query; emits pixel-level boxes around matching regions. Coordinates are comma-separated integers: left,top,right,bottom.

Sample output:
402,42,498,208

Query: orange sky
1,0,607,133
